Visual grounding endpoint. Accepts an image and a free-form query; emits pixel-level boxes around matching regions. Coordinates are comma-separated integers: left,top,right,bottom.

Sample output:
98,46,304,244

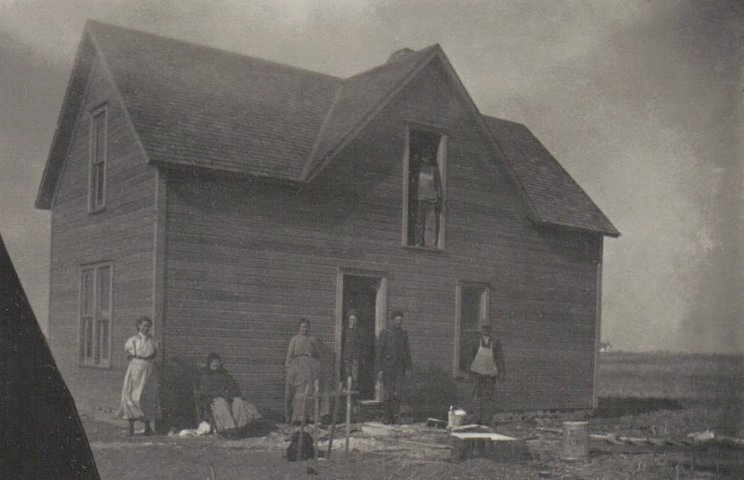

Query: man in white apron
469,324,505,425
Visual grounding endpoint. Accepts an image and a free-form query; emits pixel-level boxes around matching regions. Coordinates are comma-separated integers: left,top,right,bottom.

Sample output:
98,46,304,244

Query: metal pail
560,421,589,462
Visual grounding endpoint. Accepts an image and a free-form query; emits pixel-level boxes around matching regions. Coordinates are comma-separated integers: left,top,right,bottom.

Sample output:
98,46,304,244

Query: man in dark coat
342,309,363,387
376,310,412,424
469,324,505,424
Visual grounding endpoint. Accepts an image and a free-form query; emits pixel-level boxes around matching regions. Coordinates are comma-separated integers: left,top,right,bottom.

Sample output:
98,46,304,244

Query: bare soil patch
85,353,744,479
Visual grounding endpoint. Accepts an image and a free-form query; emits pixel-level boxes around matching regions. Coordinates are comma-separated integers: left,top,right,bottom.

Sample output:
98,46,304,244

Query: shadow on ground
592,397,683,418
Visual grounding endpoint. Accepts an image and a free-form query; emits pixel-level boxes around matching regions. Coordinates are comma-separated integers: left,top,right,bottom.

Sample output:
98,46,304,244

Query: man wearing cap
469,324,505,425
376,311,412,424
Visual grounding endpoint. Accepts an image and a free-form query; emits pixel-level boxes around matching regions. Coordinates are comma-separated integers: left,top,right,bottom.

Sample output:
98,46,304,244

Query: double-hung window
80,263,113,367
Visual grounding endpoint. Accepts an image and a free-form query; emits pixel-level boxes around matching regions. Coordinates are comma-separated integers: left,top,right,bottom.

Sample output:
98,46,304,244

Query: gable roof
484,117,619,237
36,21,618,237
88,20,342,179
303,45,440,179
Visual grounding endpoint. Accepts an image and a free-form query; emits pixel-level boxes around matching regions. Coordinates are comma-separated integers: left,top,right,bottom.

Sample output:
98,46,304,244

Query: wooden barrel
560,421,589,462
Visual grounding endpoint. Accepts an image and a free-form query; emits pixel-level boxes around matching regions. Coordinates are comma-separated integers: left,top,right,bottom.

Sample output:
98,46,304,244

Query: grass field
595,352,744,438
583,351,744,478
598,352,744,403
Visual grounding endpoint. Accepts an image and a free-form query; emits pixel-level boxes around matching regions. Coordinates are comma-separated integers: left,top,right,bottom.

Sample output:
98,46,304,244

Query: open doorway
337,273,386,401
454,282,490,375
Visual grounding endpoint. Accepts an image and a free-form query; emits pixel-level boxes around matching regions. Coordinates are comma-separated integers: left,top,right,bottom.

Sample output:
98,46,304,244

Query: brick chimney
388,48,415,63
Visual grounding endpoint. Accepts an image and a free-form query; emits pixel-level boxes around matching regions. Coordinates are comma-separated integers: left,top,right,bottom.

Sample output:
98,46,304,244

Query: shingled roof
37,21,618,237
303,45,440,179
89,21,342,179
484,117,619,237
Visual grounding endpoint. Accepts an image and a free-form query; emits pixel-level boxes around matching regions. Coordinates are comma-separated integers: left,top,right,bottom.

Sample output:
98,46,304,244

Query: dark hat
347,309,358,318
480,324,493,331
391,310,404,320
206,353,222,364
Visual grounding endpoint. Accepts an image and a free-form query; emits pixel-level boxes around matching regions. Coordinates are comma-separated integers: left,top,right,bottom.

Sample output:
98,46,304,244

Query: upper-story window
403,127,447,249
89,106,107,212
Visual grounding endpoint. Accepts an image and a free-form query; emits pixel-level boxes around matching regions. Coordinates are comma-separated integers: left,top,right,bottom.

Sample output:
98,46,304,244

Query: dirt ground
83,408,743,480
83,353,744,479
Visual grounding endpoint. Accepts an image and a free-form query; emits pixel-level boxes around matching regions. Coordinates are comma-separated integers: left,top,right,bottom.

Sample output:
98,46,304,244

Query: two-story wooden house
36,21,619,416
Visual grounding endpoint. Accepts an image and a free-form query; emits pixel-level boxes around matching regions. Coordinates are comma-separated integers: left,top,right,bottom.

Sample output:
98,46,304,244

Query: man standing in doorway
376,311,412,424
342,309,363,388
469,323,505,425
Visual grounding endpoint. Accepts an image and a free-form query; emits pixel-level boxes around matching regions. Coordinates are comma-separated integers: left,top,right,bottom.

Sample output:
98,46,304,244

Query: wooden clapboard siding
162,60,602,412
47,54,157,412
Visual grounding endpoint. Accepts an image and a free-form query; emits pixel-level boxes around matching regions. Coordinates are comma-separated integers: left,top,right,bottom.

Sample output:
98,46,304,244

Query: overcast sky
1,0,741,352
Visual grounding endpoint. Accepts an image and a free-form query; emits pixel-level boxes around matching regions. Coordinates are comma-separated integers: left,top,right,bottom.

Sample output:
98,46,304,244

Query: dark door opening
458,284,489,373
341,275,378,401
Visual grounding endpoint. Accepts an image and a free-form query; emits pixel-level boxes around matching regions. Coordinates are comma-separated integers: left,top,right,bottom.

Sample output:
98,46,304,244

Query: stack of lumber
450,432,528,462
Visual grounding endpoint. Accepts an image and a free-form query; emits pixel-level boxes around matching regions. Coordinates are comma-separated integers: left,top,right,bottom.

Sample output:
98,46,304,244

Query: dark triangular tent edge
0,231,100,479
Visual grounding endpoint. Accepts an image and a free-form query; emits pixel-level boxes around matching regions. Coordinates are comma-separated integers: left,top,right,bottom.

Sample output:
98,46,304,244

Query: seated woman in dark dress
195,353,261,435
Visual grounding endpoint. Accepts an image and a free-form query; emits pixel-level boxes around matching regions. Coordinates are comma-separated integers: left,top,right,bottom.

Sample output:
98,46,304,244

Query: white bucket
447,408,467,429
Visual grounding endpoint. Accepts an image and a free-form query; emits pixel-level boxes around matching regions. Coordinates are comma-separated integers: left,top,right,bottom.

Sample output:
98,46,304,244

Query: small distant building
36,21,619,416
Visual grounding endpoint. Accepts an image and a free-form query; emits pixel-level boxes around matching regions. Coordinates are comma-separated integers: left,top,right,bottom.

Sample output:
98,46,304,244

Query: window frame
79,261,113,368
401,123,447,250
88,105,108,213
453,281,491,376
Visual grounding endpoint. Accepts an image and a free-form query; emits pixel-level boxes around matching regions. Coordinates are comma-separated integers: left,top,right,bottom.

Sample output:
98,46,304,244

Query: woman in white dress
118,316,161,435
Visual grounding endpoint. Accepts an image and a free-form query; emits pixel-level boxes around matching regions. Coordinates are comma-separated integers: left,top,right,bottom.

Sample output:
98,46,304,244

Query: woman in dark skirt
195,353,260,434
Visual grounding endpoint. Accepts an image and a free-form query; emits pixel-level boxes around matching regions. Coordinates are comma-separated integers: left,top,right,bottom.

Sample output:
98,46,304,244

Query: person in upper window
414,152,442,247
118,316,161,435
469,323,505,425
195,353,261,436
